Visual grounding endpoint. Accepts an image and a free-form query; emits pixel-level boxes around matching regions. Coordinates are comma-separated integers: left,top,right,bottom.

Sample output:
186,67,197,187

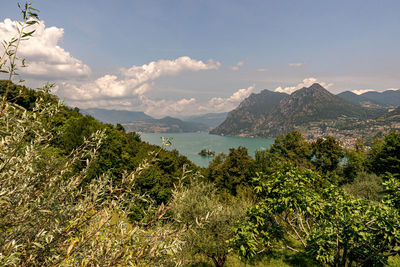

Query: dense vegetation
1,4,400,266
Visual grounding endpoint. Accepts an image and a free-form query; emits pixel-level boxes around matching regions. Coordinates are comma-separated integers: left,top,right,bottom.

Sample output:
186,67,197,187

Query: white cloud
0,19,91,79
256,68,268,72
121,56,220,80
351,89,376,95
387,88,400,91
59,56,220,101
207,85,254,112
274,77,333,94
141,96,196,117
288,62,305,67
229,60,245,71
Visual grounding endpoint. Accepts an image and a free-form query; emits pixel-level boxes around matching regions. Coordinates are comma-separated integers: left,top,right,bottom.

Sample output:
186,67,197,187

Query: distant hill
210,83,400,145
184,112,228,127
337,91,385,108
211,83,367,137
122,116,209,133
80,108,153,124
360,90,400,106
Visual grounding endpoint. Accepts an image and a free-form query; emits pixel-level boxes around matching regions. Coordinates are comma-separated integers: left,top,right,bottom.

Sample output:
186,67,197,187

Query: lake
140,132,274,167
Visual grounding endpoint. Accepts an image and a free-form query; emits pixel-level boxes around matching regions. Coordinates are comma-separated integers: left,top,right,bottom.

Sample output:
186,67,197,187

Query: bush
171,179,250,267
342,172,383,202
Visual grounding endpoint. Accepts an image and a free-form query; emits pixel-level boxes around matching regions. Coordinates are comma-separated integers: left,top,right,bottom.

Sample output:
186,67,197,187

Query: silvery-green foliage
0,93,185,266
0,3,184,266
0,3,40,115
170,176,249,267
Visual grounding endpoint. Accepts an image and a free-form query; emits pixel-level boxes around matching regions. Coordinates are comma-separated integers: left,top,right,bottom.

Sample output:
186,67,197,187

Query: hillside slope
123,116,209,133
212,83,367,137
210,89,287,136
80,108,153,124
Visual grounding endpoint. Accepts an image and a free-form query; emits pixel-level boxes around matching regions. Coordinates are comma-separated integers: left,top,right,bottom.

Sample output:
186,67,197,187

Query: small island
198,148,215,157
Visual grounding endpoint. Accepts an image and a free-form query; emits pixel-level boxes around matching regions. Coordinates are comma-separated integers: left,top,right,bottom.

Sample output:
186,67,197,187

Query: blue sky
1,0,400,117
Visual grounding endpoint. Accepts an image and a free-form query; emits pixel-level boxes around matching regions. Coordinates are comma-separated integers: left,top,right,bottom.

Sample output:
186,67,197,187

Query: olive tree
171,180,249,267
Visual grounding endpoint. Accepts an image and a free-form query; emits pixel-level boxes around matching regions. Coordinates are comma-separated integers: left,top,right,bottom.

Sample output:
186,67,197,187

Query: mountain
360,90,400,106
210,89,287,136
211,83,372,138
337,91,385,108
184,112,228,127
80,108,153,124
122,116,209,133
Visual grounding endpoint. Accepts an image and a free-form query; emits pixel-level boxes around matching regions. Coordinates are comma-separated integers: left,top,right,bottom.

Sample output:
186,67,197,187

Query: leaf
67,240,77,255
22,30,35,38
33,242,45,249
39,210,52,213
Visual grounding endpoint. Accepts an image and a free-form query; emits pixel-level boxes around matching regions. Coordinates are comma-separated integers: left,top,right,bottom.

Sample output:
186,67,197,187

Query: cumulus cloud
0,19,91,79
206,85,254,112
274,77,333,94
256,68,268,72
229,61,245,71
351,89,376,95
120,56,220,84
138,96,197,117
59,56,220,101
288,62,306,67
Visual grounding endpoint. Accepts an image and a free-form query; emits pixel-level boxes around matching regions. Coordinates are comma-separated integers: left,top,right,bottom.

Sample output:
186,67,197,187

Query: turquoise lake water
140,132,274,167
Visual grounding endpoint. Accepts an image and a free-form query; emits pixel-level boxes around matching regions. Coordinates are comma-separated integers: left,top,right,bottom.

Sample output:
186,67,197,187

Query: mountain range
183,112,228,127
80,86,399,139
211,84,399,144
337,90,400,107
122,116,209,133
80,108,226,133
80,108,152,124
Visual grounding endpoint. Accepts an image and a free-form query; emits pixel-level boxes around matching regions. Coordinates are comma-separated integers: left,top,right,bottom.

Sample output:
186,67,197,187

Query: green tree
171,180,249,267
343,139,368,183
342,172,383,202
369,131,400,178
311,136,343,174
207,146,255,195
231,165,400,266
268,130,313,168
383,174,400,211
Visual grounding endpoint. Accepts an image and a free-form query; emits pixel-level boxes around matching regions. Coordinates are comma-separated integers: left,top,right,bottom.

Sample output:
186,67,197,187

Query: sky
1,0,399,117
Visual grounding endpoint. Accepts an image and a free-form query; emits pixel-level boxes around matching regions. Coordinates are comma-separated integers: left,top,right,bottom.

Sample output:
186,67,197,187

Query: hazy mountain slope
210,89,287,135
337,91,384,107
122,116,209,133
361,90,400,106
81,108,153,124
184,112,228,127
211,83,370,137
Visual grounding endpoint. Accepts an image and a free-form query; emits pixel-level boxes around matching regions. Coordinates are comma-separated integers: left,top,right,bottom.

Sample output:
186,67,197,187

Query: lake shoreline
140,132,274,167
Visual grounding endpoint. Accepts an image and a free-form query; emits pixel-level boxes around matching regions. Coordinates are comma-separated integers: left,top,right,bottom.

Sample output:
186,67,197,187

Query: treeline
206,130,399,199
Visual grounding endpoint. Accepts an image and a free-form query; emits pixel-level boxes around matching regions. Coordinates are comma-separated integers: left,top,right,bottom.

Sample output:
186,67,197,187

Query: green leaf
33,242,45,249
